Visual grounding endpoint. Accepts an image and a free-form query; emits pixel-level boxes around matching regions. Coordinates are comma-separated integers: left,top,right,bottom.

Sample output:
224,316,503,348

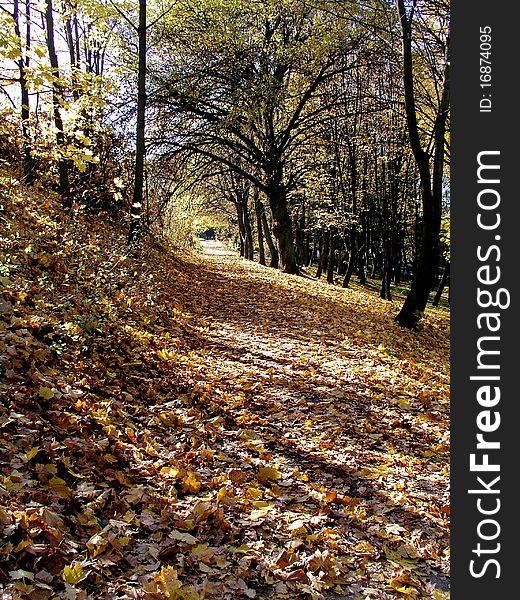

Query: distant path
198,238,236,257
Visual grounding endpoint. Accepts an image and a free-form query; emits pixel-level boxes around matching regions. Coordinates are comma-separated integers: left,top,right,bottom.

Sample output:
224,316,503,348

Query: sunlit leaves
0,168,449,598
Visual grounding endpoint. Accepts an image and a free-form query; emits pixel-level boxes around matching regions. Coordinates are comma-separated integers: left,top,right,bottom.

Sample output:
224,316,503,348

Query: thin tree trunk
45,0,70,206
294,217,306,267
380,239,392,301
254,190,266,265
316,229,329,279
327,230,336,284
129,0,147,245
342,226,357,288
358,211,367,285
260,203,279,268
236,201,246,257
14,0,35,184
308,232,318,267
433,261,449,306
243,195,254,260
395,0,450,327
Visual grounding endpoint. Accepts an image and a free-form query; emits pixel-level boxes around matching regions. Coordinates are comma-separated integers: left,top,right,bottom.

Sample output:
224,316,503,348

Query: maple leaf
61,564,88,585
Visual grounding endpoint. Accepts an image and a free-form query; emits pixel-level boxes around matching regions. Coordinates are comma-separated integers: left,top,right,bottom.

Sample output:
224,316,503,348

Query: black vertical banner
451,1,517,597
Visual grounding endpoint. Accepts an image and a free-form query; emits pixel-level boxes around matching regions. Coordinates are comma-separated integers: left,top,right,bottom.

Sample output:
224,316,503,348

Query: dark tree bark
45,0,70,206
129,0,147,246
341,141,359,287
254,189,266,265
260,203,279,268
395,0,450,327
308,232,318,267
236,201,246,257
316,229,330,279
12,0,35,184
357,211,368,285
236,194,253,260
294,207,307,268
265,164,298,274
380,239,392,301
327,230,336,284
433,261,449,306
342,226,357,288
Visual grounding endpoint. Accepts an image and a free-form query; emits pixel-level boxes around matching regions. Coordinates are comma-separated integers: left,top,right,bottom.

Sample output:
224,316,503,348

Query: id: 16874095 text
480,26,492,113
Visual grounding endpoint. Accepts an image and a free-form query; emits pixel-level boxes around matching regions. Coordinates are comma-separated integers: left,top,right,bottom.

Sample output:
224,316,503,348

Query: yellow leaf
256,466,281,484
161,466,181,479
157,349,177,361
287,519,307,537
249,502,273,521
246,487,263,499
62,564,87,584
48,476,71,498
394,585,416,595
287,519,306,531
151,566,204,599
3,475,22,492
388,572,422,596
215,487,227,504
38,386,55,400
249,509,269,521
181,471,201,494
86,533,109,557
14,539,32,552
25,447,40,461
324,490,337,503
383,544,419,569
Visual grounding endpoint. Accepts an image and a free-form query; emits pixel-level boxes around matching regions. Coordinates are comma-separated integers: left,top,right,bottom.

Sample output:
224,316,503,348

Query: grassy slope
0,169,449,600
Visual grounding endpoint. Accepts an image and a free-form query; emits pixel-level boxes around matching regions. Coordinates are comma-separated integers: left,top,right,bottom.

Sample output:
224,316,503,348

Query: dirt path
171,241,451,597
199,239,237,257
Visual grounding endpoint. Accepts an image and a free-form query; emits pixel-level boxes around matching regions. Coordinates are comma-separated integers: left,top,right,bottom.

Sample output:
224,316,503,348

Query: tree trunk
45,0,70,206
13,0,35,185
243,197,254,260
433,261,449,306
308,233,318,267
327,230,336,284
357,211,367,285
316,229,329,279
236,194,253,260
342,226,357,288
266,165,298,274
395,0,450,327
129,0,147,246
260,203,279,268
380,238,392,301
236,201,246,257
294,215,306,267
254,190,266,265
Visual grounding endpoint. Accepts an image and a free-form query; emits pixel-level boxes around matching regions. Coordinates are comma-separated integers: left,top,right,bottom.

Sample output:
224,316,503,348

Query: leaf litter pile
0,171,450,599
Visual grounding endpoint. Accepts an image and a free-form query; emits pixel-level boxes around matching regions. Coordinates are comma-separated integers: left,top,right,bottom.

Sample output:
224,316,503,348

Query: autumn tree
44,0,72,206
128,0,147,245
149,0,367,274
0,0,36,183
394,0,450,327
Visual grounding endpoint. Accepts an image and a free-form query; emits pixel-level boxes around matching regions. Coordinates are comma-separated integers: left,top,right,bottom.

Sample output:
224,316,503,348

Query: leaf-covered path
147,239,450,598
0,177,449,599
